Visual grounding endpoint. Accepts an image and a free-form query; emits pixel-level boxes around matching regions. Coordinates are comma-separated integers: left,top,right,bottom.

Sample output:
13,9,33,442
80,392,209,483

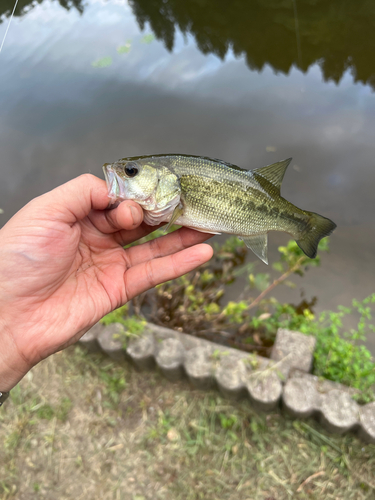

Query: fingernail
130,205,141,226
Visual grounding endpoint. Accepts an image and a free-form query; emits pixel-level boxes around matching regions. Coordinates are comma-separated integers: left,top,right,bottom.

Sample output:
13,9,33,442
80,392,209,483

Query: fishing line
0,0,20,54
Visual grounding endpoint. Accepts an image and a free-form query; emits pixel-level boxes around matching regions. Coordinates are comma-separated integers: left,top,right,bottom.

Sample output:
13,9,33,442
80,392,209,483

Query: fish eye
124,162,139,178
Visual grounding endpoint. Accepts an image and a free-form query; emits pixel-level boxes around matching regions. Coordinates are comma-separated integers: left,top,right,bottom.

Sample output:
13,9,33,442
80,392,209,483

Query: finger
124,243,214,300
35,174,111,224
124,226,214,267
88,200,144,234
113,222,165,247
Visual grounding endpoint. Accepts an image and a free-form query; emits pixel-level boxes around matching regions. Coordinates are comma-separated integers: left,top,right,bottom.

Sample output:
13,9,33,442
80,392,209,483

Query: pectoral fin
164,205,184,232
240,233,268,264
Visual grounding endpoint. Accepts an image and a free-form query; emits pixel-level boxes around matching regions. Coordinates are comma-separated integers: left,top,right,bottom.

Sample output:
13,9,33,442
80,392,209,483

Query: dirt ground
1,346,374,500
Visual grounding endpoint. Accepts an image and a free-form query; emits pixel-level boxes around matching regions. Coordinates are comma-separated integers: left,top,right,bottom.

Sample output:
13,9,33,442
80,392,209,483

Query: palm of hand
0,175,212,386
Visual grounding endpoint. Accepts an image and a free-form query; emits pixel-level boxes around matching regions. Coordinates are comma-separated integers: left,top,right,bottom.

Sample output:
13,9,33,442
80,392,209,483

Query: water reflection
3,0,375,88
0,0,374,351
130,0,375,87
1,0,84,18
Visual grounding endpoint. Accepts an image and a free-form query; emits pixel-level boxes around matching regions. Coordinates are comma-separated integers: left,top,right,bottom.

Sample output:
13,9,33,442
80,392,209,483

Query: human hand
0,174,213,391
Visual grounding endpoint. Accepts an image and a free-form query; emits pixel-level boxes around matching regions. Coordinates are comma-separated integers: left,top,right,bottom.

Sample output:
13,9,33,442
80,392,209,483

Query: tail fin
296,211,337,259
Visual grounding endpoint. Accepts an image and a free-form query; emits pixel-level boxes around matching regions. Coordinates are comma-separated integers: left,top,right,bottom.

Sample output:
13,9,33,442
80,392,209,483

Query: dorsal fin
253,158,292,191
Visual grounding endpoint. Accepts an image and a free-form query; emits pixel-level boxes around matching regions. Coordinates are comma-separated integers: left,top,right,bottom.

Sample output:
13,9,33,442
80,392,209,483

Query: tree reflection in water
1,0,375,88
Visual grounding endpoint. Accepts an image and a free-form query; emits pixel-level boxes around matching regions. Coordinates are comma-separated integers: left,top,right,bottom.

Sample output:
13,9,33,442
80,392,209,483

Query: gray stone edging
78,321,375,444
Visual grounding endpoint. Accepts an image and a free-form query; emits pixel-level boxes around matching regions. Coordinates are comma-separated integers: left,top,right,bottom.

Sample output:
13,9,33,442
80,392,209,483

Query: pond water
1,0,375,350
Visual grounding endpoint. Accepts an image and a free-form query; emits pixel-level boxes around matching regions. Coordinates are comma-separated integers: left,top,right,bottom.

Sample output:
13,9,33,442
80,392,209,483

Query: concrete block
78,323,103,352
184,345,214,389
271,329,316,379
215,355,248,400
97,323,125,361
319,390,360,434
246,371,282,411
358,402,375,444
155,338,185,382
87,321,375,445
283,377,320,418
126,333,156,370
288,369,360,397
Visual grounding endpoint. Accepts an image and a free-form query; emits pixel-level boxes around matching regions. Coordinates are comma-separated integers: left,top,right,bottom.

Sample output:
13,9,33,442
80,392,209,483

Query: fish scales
157,155,288,235
103,154,336,264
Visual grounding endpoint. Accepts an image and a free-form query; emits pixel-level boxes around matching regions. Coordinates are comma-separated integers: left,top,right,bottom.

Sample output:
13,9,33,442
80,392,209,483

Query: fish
103,154,336,264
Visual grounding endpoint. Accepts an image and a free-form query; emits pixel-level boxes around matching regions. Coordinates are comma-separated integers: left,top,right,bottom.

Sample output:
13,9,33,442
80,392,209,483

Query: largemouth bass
103,154,336,264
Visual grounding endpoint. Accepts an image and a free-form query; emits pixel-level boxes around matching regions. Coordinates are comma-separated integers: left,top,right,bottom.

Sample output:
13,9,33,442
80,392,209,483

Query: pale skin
0,174,213,393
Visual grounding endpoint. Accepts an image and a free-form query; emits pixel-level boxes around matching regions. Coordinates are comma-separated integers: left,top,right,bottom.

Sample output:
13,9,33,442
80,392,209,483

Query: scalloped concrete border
79,322,375,444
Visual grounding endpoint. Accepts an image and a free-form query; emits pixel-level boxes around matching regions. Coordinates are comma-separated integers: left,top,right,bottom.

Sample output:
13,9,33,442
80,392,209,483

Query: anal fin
240,233,268,264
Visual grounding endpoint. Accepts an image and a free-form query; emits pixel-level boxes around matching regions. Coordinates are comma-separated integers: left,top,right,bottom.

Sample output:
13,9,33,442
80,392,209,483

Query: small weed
99,363,127,405
100,304,146,348
100,304,129,326
221,300,249,323
56,397,73,422
36,404,54,420
210,349,229,361
6,430,23,451
245,353,260,369
219,413,237,429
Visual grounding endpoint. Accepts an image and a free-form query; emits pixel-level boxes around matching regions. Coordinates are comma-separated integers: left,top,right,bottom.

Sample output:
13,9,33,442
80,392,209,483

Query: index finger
124,243,214,300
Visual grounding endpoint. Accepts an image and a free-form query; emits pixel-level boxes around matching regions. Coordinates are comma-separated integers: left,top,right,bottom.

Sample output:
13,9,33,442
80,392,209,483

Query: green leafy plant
98,228,375,400
100,304,129,326
100,306,146,348
150,236,329,353
254,295,375,402
311,297,375,402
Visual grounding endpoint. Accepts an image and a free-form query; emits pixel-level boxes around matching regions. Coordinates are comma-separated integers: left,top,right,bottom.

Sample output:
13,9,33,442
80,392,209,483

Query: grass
0,346,375,500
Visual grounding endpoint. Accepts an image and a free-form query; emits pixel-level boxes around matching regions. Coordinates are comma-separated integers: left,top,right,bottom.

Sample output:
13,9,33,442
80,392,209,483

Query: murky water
1,0,375,349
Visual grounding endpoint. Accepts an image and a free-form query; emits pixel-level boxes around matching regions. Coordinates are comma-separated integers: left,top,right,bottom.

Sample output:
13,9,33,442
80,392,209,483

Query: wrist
0,318,31,392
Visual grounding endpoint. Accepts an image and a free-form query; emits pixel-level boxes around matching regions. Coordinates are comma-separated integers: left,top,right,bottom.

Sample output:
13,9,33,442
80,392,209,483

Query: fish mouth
103,164,125,206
